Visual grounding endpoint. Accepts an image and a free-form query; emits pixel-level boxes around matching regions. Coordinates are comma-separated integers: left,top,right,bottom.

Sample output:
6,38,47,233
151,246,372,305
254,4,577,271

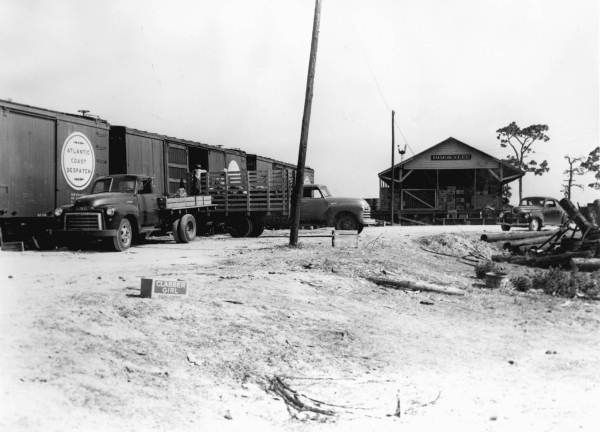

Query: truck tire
172,218,183,243
335,213,359,231
177,214,197,243
249,219,265,237
229,217,253,238
110,218,133,251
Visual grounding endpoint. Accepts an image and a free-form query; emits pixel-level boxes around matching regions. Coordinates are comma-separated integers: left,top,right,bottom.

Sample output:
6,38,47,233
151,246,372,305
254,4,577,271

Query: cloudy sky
1,0,598,203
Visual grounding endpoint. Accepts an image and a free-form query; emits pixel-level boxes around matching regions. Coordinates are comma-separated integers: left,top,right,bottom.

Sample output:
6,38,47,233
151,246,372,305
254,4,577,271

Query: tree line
496,121,598,203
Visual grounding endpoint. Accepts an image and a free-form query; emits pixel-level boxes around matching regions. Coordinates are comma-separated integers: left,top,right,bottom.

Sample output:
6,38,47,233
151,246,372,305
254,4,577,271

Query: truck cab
300,184,375,232
56,174,212,251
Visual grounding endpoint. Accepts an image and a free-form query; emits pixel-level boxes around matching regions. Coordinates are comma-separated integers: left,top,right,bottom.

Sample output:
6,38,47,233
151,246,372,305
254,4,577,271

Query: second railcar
109,126,247,195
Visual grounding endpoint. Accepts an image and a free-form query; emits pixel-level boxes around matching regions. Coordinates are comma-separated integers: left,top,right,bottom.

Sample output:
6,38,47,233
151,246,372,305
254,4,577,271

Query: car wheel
501,224,511,232
335,213,359,231
528,218,541,231
177,214,197,243
110,218,132,251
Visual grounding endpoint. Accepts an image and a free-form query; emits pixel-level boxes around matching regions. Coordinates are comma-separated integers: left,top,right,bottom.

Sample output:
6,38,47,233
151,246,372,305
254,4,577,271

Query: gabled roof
378,136,524,180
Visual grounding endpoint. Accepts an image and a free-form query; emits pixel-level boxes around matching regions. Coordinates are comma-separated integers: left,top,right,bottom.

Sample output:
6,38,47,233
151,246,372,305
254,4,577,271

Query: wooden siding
208,150,226,172
125,133,165,195
1,112,55,217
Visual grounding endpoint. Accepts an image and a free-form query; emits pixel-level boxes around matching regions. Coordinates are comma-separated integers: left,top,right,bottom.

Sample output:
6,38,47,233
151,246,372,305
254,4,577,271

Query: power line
349,17,415,157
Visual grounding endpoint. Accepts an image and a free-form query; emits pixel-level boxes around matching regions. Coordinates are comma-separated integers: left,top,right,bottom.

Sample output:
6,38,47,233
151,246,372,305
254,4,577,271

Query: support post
390,110,395,225
290,0,322,247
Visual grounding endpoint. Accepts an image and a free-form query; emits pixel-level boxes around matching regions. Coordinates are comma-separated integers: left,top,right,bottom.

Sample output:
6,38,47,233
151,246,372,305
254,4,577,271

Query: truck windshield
319,186,331,197
91,177,137,194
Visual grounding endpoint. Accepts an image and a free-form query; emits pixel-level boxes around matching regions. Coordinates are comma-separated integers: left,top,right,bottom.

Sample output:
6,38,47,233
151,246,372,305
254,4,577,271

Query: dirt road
1,226,599,431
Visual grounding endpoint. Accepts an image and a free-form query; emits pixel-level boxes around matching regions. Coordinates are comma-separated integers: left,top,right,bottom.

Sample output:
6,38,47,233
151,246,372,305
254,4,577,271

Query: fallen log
492,250,593,268
481,229,558,243
570,257,600,272
502,235,554,249
366,277,465,296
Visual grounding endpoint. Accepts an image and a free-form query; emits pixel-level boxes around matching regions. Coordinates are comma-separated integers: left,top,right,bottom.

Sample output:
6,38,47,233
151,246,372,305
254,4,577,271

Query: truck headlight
498,212,504,219
54,207,63,217
105,207,115,216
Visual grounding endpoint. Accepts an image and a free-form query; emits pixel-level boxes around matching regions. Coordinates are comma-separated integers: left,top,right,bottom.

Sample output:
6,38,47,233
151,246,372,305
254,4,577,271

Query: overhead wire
349,13,415,157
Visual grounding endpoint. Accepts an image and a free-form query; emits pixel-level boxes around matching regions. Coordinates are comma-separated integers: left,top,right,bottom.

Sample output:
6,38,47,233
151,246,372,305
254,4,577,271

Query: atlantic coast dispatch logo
61,132,95,190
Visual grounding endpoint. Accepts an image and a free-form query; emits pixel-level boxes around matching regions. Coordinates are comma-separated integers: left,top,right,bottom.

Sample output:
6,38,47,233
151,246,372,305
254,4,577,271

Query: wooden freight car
246,154,315,185
109,126,246,195
0,99,110,246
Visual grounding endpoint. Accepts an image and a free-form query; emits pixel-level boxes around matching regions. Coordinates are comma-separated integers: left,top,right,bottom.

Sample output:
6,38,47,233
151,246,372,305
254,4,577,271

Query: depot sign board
61,132,95,190
430,154,472,161
141,278,188,298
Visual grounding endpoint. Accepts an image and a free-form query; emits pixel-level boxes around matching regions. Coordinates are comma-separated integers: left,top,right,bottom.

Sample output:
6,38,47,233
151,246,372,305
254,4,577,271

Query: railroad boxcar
247,154,314,185
109,126,247,195
0,99,109,245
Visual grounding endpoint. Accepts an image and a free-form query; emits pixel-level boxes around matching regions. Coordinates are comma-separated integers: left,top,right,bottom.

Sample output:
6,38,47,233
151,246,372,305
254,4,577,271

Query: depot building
378,137,524,224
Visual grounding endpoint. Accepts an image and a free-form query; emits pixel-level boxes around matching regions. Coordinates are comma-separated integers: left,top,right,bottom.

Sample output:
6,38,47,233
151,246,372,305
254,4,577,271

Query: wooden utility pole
290,0,322,246
390,110,395,225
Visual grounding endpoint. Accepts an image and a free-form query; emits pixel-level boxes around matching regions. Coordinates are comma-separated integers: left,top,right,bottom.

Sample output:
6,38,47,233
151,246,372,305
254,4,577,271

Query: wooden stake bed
165,195,213,210
199,169,293,215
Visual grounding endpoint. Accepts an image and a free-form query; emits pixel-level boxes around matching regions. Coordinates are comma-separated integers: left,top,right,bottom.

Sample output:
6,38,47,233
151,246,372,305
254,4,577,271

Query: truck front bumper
55,229,117,239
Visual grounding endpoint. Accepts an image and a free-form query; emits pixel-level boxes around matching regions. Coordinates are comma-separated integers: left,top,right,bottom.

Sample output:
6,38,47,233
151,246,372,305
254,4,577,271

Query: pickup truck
55,174,213,251
498,196,566,231
299,184,376,232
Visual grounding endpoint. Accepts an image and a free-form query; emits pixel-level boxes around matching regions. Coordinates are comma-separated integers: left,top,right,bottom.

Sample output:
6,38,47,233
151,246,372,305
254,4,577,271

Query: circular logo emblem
61,132,95,190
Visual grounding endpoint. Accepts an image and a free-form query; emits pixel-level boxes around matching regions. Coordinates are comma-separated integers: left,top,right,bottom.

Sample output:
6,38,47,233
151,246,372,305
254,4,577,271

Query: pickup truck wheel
528,218,541,231
178,214,197,243
335,213,359,231
110,218,132,251
172,218,183,243
229,217,253,238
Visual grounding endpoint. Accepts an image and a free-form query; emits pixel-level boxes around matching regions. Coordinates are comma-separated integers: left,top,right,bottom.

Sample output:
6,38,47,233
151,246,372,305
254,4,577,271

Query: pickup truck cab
498,196,566,231
300,184,376,232
55,174,212,251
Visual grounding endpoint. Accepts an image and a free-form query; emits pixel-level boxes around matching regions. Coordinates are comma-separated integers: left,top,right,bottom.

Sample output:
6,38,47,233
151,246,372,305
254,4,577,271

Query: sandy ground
1,225,599,432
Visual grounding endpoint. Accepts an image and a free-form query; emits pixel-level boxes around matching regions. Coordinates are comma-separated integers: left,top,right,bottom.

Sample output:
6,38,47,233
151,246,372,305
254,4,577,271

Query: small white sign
61,132,95,190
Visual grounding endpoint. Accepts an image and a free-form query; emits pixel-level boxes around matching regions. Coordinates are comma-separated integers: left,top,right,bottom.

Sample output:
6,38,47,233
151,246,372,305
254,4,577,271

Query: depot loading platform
378,137,524,225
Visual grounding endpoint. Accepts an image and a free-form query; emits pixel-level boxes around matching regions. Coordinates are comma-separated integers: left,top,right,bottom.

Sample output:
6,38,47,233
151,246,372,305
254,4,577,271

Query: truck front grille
362,210,371,219
65,213,102,231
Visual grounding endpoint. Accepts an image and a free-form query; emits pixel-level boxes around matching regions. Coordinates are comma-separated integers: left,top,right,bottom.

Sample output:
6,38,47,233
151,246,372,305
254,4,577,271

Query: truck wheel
172,218,182,243
335,213,359,231
501,224,511,231
178,214,197,243
229,217,253,238
249,220,265,237
529,218,541,231
110,218,132,251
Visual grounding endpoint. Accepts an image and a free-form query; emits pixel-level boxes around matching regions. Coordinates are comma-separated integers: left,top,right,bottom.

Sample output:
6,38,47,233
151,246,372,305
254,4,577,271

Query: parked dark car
498,196,566,231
